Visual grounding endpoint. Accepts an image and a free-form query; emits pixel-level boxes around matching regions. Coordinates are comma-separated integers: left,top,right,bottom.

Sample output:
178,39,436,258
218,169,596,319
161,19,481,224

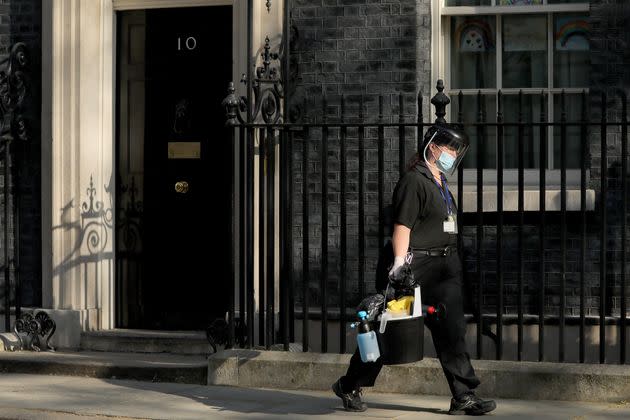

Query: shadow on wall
51,174,114,310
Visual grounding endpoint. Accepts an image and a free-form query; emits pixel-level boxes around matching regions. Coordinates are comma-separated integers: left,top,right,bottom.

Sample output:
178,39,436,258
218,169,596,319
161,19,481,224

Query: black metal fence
223,81,629,364
1,43,31,333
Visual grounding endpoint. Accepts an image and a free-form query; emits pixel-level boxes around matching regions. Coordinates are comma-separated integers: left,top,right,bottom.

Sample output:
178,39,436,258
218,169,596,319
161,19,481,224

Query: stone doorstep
208,349,630,403
0,350,208,385
80,329,213,355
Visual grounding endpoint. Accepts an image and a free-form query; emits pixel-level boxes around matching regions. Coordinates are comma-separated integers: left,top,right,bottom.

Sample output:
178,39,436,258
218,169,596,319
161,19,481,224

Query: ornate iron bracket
12,310,56,352
206,316,247,354
0,42,30,142
223,36,283,125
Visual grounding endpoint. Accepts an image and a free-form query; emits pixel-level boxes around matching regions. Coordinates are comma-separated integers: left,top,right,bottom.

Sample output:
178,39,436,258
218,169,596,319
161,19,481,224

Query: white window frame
434,0,591,194
441,0,589,16
432,0,595,211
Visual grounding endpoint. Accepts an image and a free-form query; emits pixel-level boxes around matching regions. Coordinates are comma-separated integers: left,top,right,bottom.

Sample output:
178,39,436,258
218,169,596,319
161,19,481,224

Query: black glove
388,261,417,298
356,294,386,321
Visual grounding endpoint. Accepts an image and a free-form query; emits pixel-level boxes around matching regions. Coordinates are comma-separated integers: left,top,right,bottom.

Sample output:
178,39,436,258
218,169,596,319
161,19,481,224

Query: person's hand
388,256,406,279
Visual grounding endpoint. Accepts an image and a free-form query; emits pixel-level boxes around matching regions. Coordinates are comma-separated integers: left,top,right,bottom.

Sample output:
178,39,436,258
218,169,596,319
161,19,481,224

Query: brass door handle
174,181,189,193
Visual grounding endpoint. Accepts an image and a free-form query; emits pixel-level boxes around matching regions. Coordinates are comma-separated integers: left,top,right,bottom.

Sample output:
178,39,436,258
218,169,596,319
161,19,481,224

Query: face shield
422,125,470,176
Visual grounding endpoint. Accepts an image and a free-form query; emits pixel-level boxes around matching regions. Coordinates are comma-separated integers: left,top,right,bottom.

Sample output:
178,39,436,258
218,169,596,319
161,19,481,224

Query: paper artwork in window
455,19,495,52
451,16,496,89
555,17,589,51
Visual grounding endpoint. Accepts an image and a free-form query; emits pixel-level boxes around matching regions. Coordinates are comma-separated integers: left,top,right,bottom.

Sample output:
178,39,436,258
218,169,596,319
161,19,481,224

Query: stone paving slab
0,373,629,419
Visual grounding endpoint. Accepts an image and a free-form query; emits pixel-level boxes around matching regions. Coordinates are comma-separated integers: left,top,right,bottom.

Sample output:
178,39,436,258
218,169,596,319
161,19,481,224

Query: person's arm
392,223,411,257
390,171,421,276
389,223,411,276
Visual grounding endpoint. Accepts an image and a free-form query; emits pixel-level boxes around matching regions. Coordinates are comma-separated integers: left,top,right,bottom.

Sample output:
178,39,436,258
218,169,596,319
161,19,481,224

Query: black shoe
448,393,496,415
332,379,367,412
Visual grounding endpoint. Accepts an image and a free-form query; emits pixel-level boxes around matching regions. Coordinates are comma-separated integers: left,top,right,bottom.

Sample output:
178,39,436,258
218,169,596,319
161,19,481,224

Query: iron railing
0,43,30,332
224,80,630,364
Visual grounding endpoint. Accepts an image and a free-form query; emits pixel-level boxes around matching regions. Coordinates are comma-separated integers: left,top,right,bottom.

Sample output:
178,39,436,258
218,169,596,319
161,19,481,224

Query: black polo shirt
391,162,457,249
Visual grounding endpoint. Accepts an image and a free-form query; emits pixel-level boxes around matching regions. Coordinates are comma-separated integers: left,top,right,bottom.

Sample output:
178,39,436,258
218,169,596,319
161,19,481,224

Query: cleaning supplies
379,286,422,333
377,286,425,364
353,310,380,362
386,295,415,317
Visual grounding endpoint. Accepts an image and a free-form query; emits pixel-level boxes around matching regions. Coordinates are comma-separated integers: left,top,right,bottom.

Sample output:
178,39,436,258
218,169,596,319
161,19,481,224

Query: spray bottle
352,310,380,362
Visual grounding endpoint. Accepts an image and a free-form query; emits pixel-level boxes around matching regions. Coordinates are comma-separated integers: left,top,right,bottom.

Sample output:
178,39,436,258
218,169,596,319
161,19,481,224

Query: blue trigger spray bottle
352,310,380,362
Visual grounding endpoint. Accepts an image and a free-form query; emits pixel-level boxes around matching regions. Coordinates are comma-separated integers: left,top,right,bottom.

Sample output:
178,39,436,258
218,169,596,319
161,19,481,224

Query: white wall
50,0,115,331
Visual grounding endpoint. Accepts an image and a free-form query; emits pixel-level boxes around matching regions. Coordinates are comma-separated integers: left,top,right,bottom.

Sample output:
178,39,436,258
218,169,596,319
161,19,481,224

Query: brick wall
459,212,619,319
290,0,432,123
289,0,432,306
586,0,630,317
0,0,42,310
589,0,629,193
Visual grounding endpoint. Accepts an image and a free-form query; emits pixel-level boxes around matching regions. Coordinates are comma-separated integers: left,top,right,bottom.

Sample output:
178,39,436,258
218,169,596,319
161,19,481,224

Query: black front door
116,6,233,330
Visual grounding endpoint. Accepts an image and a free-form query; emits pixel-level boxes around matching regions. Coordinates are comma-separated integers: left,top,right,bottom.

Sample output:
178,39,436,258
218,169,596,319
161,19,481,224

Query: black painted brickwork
289,0,432,306
290,0,432,122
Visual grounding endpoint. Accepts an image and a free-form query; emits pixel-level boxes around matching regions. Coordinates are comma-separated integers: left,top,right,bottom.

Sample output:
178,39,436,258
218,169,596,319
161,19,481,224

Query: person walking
332,124,496,416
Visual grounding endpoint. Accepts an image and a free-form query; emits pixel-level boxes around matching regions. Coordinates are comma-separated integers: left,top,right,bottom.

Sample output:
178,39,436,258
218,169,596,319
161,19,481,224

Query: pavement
0,373,629,420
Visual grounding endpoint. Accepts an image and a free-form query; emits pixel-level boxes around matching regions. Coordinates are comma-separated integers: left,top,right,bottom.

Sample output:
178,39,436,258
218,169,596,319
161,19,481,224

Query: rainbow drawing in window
555,17,589,51
455,19,495,52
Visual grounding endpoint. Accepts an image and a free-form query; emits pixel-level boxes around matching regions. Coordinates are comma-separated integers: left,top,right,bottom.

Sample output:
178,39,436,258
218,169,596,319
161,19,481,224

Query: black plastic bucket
372,316,424,365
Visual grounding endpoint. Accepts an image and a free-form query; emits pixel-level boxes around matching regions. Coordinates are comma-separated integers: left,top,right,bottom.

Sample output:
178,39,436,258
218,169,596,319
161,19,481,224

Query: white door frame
45,0,269,332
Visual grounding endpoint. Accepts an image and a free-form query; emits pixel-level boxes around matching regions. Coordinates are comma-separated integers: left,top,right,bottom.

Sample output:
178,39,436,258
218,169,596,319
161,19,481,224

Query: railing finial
431,79,450,125
222,82,240,126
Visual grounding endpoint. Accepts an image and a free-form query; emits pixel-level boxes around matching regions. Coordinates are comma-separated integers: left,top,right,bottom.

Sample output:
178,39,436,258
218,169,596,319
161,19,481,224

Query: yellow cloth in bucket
386,296,415,316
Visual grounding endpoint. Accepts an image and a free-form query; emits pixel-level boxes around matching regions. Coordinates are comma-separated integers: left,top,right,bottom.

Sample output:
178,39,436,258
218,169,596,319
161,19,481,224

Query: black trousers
340,251,481,399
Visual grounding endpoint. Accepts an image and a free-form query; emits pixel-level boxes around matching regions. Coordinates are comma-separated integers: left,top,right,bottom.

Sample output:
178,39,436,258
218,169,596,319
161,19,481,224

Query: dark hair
407,152,424,171
407,126,438,171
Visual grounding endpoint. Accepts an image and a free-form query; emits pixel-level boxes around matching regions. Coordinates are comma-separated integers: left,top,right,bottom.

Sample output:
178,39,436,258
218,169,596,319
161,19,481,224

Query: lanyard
433,175,453,215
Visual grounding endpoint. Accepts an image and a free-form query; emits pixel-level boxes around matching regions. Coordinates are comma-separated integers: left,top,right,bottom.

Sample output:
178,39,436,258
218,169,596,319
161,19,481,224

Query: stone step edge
208,349,630,403
80,337,212,353
80,329,207,339
0,352,208,385
79,332,214,355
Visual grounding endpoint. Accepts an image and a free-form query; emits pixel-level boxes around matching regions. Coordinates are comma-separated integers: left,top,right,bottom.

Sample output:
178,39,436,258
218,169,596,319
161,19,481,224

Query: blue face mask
436,150,456,173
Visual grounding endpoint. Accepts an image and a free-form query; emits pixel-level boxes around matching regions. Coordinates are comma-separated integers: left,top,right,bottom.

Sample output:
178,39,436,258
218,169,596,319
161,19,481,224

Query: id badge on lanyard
443,213,457,234
436,177,457,234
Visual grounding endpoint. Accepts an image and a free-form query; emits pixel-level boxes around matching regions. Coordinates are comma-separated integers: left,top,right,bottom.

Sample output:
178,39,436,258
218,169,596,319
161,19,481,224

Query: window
441,1,590,174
